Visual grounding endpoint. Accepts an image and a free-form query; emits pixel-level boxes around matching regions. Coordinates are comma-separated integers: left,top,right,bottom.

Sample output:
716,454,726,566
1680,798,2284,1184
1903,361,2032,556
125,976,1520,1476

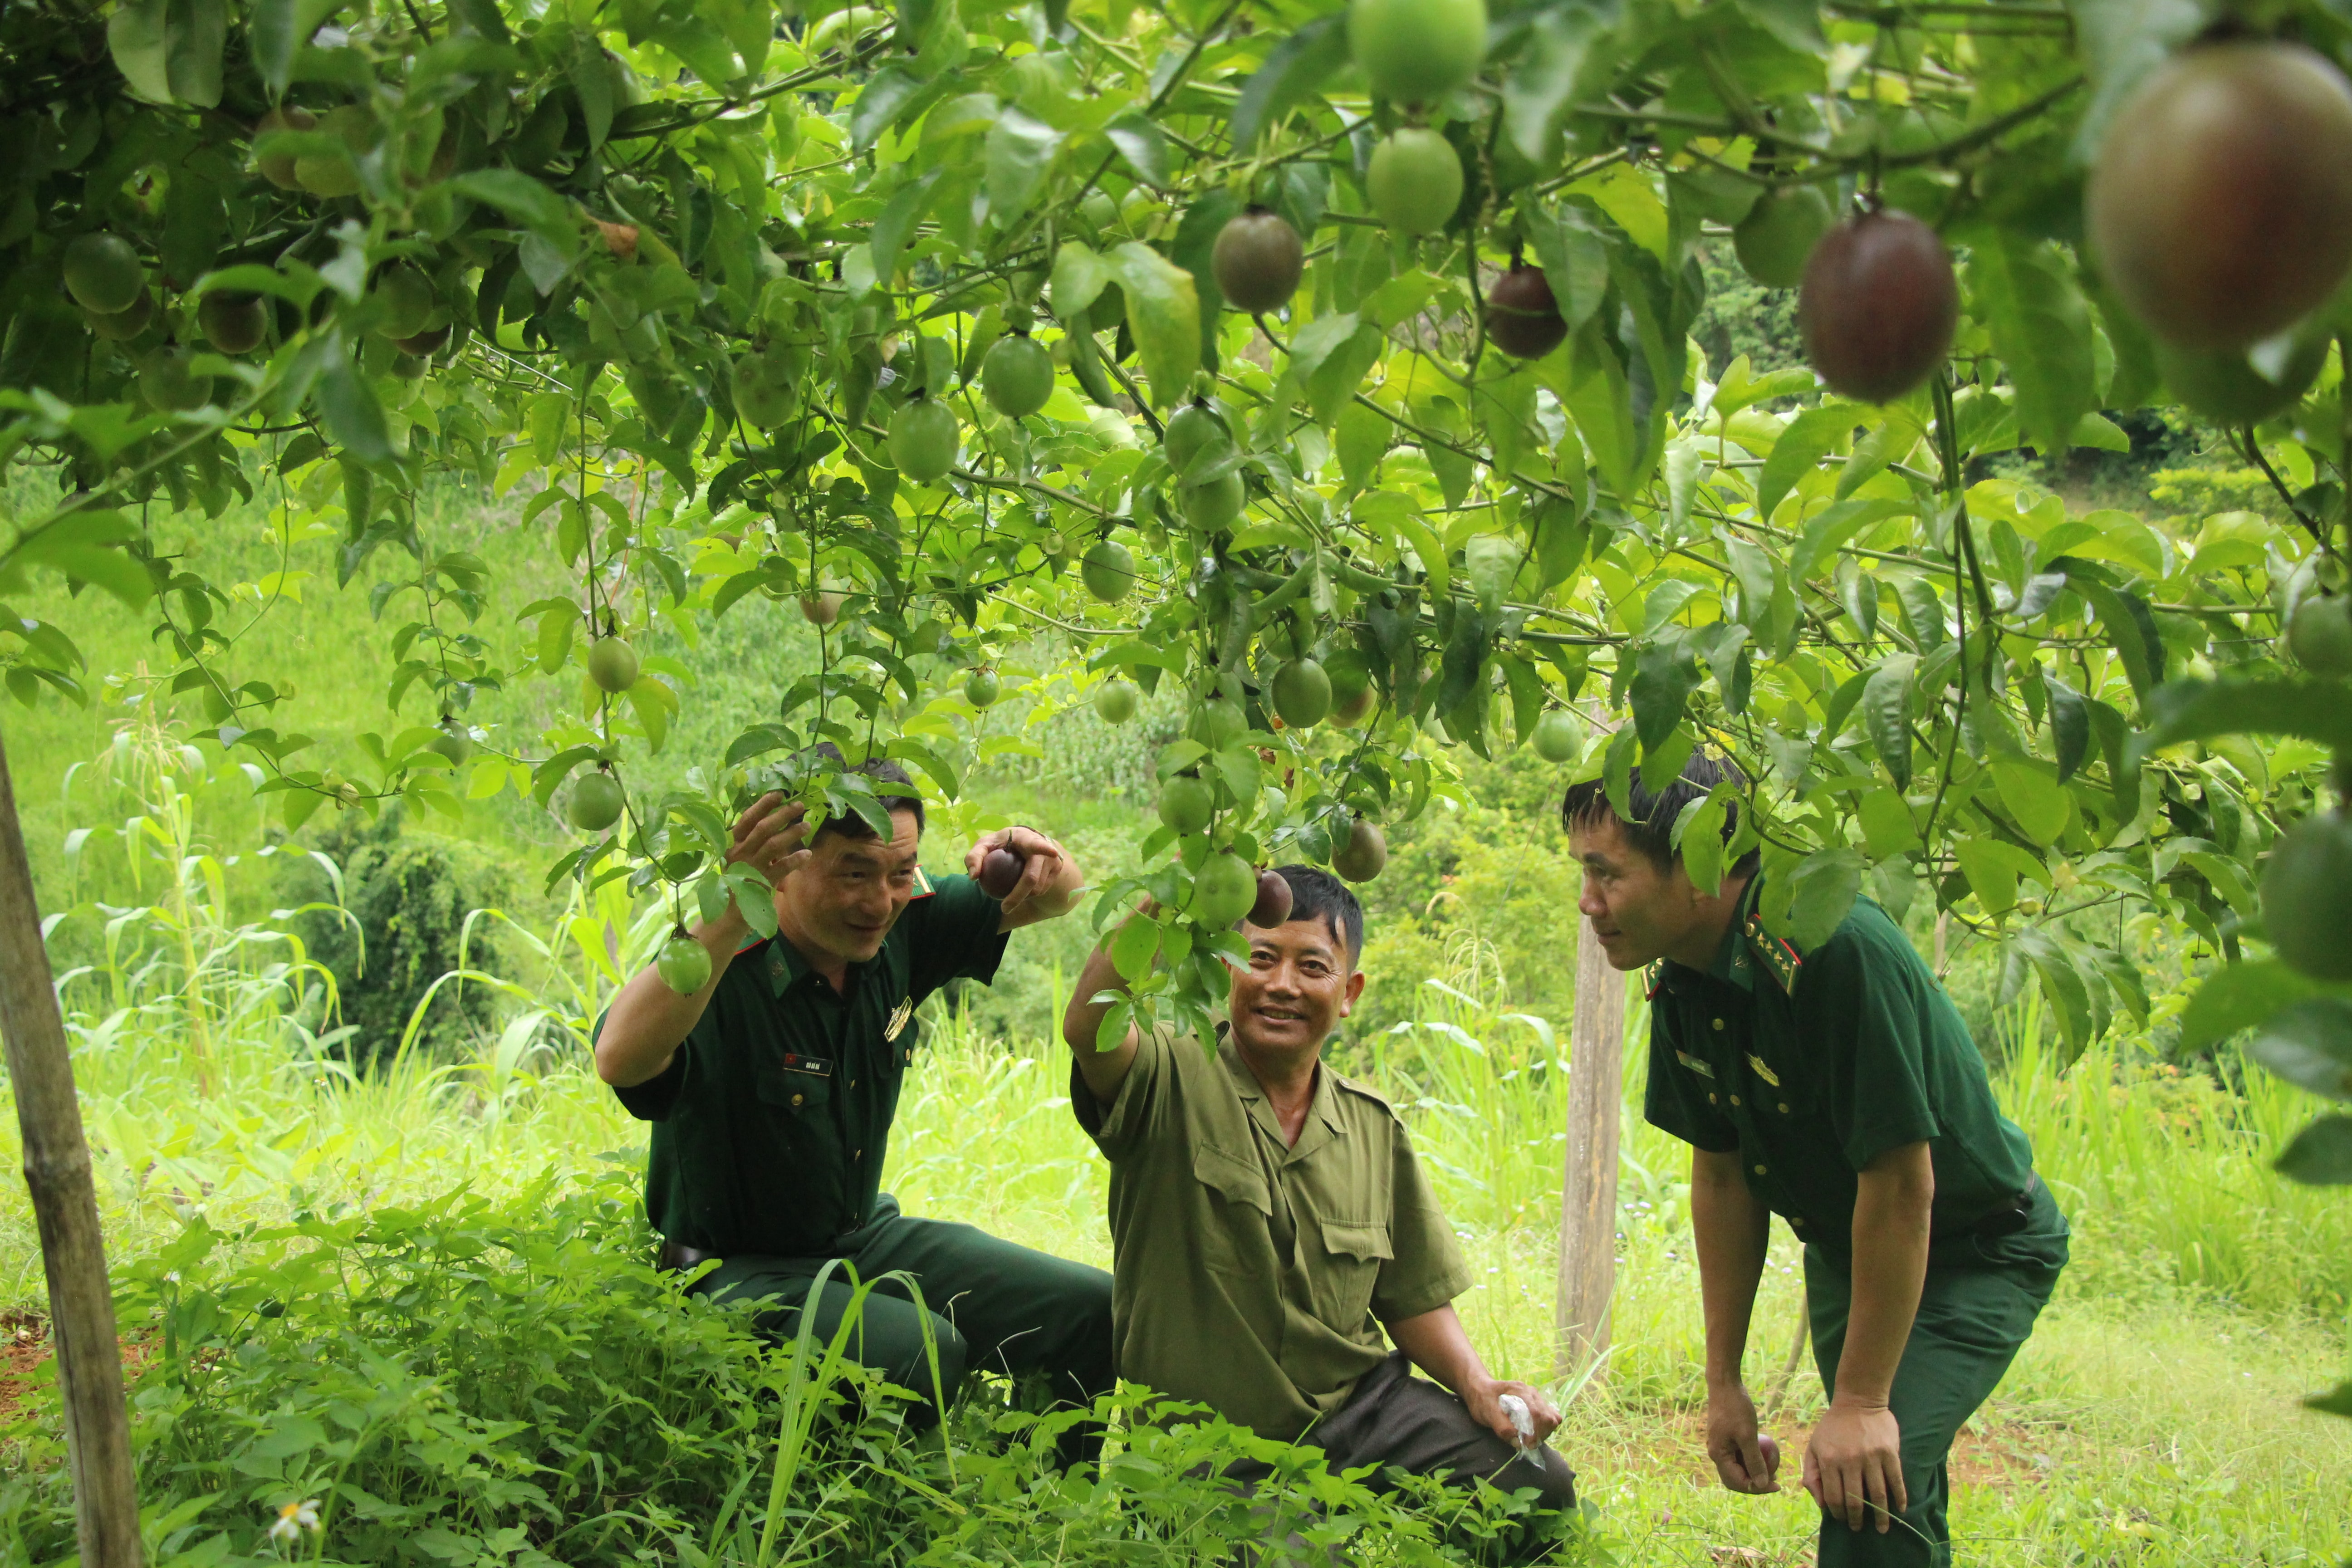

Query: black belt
657,1240,719,1273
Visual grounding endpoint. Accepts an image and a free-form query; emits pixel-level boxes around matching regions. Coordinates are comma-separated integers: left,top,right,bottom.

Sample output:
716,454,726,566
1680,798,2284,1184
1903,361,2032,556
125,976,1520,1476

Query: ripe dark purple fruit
1484,265,1567,358
1798,209,1957,403
1247,868,1294,929
2089,41,2352,348
1212,207,1305,314
977,845,1026,899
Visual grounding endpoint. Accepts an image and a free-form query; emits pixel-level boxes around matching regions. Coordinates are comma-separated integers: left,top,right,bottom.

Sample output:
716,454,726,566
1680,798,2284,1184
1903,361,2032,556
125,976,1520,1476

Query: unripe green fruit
1332,817,1388,882
86,289,154,343
2157,332,2327,424
296,107,371,196
1163,401,1223,477
890,396,960,483
427,723,473,767
1532,708,1583,764
373,265,436,339
1211,208,1306,314
394,325,452,357
1095,679,1139,724
567,770,626,831
197,294,267,355
1189,696,1248,750
1367,128,1465,236
1348,0,1488,105
138,349,212,412
2262,812,2352,980
2288,595,2352,675
1081,539,1136,603
1271,659,1332,729
733,353,797,427
965,667,1000,707
1158,773,1214,834
1183,470,1245,532
587,636,640,693
657,933,713,995
254,106,317,190
1733,186,1834,289
63,233,144,315
799,590,846,625
982,332,1056,419
1327,650,1376,725
1188,851,1259,927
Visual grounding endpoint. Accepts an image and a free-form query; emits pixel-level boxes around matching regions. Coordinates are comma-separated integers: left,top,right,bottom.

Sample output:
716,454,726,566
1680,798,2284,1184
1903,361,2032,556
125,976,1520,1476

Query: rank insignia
910,867,936,899
1746,1053,1782,1088
1642,960,1668,1000
1741,913,1803,994
885,998,913,1042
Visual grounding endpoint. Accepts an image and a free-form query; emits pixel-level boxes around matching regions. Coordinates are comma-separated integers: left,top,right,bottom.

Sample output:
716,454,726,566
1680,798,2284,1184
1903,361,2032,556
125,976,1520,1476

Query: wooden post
0,729,142,1566
1554,915,1627,1381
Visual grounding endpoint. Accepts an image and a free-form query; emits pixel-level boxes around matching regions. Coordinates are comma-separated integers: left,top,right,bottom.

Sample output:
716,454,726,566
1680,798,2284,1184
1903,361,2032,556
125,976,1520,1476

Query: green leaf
445,170,578,252
2138,677,2352,757
1773,847,1864,949
1110,912,1161,984
2069,0,2210,157
1759,406,1857,524
1858,789,1921,859
2274,1113,2352,1186
569,29,614,149
852,64,925,152
1790,498,1902,584
985,107,1061,219
1230,15,1349,151
1103,112,1170,190
1503,0,1617,164
1108,243,1200,407
107,0,173,102
2047,676,2090,782
1970,236,2095,457
1675,787,1730,896
2073,577,2164,706
1862,653,1916,790
2251,999,2352,1102
2178,961,2315,1051
1989,758,2070,845
314,351,393,466
1523,204,1610,332
251,0,305,96
1954,837,2046,916
1051,241,1112,325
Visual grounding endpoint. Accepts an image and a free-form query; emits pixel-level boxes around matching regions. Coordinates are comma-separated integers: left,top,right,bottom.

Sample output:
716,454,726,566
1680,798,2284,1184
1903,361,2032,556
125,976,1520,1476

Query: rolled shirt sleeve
1371,1121,1471,1323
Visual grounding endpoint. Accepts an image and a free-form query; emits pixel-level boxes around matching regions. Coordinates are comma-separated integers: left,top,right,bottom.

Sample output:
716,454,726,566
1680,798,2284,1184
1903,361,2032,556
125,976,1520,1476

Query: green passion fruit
1367,128,1465,236
1081,539,1137,603
657,932,713,995
799,590,846,625
964,667,1001,707
587,636,640,693
253,105,317,190
2288,594,2352,675
1327,650,1376,725
1798,208,1958,403
1484,264,1567,358
1163,400,1225,477
138,349,212,413
890,395,960,483
63,233,144,315
426,721,473,768
1332,817,1388,882
1271,659,1332,729
198,294,267,355
1095,679,1140,724
86,289,154,343
2261,811,2352,980
1532,707,1583,764
1189,696,1248,750
1189,851,1259,927
1183,470,1246,532
296,107,371,196
567,769,626,832
1158,772,1214,834
983,332,1056,419
394,325,452,357
1734,185,1834,289
2089,42,2352,349
372,265,436,339
1212,208,1306,314
1348,0,1488,105
732,352,797,427
2156,329,2328,423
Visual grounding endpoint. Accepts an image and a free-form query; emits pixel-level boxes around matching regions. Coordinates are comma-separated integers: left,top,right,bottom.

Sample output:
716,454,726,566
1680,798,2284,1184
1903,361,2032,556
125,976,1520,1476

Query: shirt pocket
756,1063,835,1118
1309,1217,1393,1332
1190,1142,1273,1274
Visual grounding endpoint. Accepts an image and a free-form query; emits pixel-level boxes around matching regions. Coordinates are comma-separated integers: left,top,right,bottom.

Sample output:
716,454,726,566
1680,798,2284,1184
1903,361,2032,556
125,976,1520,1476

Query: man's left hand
1465,1377,1561,1449
1803,1401,1906,1533
968,825,1071,916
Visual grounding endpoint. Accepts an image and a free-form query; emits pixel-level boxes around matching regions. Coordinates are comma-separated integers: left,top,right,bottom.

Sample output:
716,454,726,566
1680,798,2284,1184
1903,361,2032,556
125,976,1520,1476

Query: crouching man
1061,865,1576,1529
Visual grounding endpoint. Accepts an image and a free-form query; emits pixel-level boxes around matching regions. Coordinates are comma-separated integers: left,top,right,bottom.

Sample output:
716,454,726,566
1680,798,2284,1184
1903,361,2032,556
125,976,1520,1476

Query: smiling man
1566,749,2068,1568
594,749,1112,1447
1062,865,1575,1539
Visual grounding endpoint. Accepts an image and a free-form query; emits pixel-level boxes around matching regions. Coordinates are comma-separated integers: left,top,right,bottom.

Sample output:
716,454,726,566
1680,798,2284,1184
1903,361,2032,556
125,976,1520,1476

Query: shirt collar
1215,1024,1346,1142
765,933,866,999
1700,877,1768,994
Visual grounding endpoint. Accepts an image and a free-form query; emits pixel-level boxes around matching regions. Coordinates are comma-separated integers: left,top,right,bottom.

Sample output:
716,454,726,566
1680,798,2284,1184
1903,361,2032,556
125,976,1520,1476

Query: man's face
778,809,923,965
1227,913,1366,1058
1570,813,1708,972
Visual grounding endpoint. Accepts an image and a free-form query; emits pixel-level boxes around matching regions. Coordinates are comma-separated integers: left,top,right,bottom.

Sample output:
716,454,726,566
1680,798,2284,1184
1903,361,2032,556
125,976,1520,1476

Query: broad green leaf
2047,676,2090,782
1759,406,1857,524
2251,1000,2352,1102
1103,112,1170,190
1504,0,1617,163
1674,787,1730,896
1955,837,2048,916
1989,758,2070,844
852,64,926,151
1771,847,1864,949
1862,653,1916,790
2138,677,2352,757
2275,1113,2352,1186
2177,960,2315,1051
985,107,1061,218
1970,235,2094,458
1230,15,1349,150
1857,789,1920,859
445,170,577,251
1107,243,1200,407
1523,204,1609,332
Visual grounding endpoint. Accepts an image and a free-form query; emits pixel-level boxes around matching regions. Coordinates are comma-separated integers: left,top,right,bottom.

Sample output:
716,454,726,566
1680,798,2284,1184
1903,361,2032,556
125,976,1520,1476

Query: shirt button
851,1078,858,1088
1708,1093,1719,1104
1753,1163,1768,1176
1711,1018,1725,1031
791,1093,805,1107
1730,1095,1742,1107
1779,1101,1792,1114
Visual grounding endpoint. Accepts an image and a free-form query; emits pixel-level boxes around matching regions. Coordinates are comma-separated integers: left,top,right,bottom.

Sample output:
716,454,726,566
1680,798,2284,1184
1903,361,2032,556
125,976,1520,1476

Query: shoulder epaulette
1642,960,1668,1000
1332,1073,1401,1119
1742,911,1803,995
910,866,936,899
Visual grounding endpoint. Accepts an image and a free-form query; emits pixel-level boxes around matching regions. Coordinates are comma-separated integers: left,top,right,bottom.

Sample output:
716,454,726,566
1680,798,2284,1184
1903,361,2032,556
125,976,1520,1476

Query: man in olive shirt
595,754,1112,1441
1063,865,1576,1524
1566,750,2067,1567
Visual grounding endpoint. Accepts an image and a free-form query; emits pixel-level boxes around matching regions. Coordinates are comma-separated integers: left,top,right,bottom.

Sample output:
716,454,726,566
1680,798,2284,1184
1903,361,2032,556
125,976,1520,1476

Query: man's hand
1705,1381,1779,1494
970,824,1081,925
726,794,813,887
1464,1376,1561,1449
1804,1400,1905,1532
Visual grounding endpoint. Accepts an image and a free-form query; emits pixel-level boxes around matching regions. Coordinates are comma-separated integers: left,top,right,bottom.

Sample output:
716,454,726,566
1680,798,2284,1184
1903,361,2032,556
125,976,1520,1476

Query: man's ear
1338,968,1367,1017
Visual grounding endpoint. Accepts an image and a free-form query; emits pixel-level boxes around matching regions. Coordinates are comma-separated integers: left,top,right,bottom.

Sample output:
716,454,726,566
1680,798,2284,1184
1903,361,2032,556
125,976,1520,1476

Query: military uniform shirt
606,871,1008,1257
1643,878,2035,1257
1073,1023,1471,1443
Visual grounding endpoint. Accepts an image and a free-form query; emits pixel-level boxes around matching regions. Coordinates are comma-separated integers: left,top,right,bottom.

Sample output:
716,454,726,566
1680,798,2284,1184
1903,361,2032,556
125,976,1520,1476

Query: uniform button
1730,1095,1741,1107
1790,1215,1805,1227
791,1093,805,1107
1753,1163,1768,1175
851,1078,858,1088
1779,1102,1791,1114
1708,1093,1719,1104
1711,1018,1725,1031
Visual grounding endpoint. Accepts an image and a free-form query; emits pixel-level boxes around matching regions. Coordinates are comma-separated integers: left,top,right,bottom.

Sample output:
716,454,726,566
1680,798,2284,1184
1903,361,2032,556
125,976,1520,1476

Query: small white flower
268,1499,320,1543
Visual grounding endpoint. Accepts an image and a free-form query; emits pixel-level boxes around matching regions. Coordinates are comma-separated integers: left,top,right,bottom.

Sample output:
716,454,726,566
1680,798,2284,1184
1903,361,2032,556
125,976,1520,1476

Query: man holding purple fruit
594,748,1113,1453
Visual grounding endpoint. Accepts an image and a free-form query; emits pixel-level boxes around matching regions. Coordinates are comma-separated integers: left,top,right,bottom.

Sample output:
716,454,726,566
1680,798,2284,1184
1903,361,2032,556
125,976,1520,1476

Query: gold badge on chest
885,997,913,1042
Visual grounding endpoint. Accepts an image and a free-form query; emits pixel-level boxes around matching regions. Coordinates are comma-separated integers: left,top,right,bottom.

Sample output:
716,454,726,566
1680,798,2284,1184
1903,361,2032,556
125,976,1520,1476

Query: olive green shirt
606,870,1008,1257
1072,1023,1470,1443
1644,878,2036,1259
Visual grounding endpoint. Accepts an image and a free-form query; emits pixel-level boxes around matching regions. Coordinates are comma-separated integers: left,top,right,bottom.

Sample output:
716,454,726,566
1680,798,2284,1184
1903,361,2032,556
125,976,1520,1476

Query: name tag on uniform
780,1053,834,1077
1676,1049,1715,1079
1746,1053,1781,1087
886,998,913,1042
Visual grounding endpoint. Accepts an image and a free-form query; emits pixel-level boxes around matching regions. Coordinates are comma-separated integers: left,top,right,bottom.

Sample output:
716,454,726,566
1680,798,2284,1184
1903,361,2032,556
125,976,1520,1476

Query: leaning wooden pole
0,728,142,1565
1553,914,1627,1382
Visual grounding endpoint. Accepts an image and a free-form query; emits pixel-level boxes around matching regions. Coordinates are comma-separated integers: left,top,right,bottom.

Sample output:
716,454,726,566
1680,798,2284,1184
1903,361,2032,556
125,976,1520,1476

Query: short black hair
1560,746,1760,880
1271,863,1365,967
799,742,926,841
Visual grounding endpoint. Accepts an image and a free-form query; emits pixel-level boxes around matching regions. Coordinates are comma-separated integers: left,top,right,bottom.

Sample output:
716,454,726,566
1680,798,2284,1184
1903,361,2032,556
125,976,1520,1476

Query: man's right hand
726,793,813,887
1705,1382,1780,1494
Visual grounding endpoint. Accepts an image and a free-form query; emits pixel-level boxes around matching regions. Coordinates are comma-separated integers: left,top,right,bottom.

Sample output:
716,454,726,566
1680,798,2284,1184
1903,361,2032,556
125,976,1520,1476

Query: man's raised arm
1060,907,1146,1104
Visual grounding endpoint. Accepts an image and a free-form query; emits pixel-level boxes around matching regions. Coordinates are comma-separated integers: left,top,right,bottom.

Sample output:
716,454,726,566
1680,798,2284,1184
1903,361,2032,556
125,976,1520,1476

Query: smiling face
777,808,924,968
1570,811,1724,972
1227,912,1366,1061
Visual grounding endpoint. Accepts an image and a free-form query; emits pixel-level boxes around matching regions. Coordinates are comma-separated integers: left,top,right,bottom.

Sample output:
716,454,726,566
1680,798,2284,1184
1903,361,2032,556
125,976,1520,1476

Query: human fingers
731,791,784,842
1800,1443,1824,1509
1865,1454,1892,1534
1522,1387,1563,1440
964,828,1005,876
1734,1431,1770,1494
1840,1455,1869,1531
1881,1448,1908,1527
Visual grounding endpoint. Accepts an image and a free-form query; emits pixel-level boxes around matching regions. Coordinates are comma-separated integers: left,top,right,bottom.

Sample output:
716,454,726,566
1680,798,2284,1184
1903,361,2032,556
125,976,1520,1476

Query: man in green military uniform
1563,751,2067,1567
1062,865,1576,1537
594,753,1112,1439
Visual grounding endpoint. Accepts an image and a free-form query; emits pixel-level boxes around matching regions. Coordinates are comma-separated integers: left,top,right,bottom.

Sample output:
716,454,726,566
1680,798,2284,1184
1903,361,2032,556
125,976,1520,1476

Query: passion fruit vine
1798,208,1958,404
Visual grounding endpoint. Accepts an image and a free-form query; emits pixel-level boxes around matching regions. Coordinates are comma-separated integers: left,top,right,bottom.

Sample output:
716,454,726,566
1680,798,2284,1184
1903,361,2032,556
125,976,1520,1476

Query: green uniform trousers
1803,1183,2068,1568
691,1195,1115,1441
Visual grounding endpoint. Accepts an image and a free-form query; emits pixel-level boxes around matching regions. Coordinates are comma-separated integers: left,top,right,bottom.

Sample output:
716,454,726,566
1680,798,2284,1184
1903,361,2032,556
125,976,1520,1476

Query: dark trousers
1805,1184,2069,1567
690,1195,1115,1444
